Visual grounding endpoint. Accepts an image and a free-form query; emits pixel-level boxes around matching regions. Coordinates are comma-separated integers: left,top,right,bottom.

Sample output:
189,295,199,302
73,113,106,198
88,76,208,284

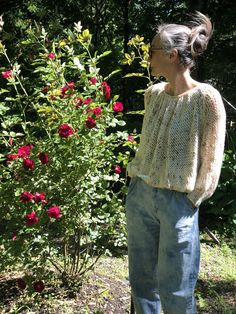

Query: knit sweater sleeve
187,86,226,208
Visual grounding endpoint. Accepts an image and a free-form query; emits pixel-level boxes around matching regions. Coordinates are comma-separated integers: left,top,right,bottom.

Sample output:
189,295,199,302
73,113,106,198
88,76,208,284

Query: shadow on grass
0,272,235,314
196,278,236,314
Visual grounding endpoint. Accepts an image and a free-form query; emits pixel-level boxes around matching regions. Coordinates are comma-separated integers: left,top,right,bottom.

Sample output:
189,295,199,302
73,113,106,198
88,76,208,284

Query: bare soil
0,251,235,314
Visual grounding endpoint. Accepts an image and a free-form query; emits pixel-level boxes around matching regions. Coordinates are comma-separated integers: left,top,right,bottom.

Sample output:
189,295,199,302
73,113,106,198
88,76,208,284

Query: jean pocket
127,176,138,197
183,193,197,211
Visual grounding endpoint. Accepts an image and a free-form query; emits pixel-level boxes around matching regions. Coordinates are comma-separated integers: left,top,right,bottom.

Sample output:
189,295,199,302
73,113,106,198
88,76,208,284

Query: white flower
89,65,100,75
0,15,4,32
74,21,82,33
73,57,85,70
66,46,74,56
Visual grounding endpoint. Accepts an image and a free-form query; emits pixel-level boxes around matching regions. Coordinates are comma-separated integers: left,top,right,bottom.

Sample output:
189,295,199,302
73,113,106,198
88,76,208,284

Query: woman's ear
169,48,178,63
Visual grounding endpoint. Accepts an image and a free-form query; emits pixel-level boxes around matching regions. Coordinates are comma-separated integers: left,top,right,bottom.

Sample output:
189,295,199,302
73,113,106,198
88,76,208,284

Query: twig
204,227,220,245
223,97,236,111
47,257,63,274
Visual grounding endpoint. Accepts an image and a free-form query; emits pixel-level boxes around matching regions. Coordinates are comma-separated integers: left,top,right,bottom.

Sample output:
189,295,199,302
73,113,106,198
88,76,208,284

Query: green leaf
109,118,118,127
116,120,126,126
0,89,10,94
140,60,149,68
104,69,121,81
88,85,97,91
123,73,144,78
97,50,112,60
0,104,10,114
21,39,32,45
5,97,18,101
113,95,119,102
135,89,146,94
126,110,145,115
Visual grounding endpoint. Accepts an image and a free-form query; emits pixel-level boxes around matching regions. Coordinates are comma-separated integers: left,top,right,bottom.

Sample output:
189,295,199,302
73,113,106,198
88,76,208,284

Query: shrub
0,21,137,290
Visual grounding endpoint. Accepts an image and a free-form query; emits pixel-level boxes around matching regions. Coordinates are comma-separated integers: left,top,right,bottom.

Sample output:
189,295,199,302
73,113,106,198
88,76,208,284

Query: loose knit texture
127,82,226,208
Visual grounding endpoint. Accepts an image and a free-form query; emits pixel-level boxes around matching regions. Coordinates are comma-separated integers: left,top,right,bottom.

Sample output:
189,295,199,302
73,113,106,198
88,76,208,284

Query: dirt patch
0,258,131,313
0,254,235,313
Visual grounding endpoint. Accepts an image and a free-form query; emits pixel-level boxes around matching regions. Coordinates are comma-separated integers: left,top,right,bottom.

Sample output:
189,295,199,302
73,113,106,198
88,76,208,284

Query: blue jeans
125,176,200,314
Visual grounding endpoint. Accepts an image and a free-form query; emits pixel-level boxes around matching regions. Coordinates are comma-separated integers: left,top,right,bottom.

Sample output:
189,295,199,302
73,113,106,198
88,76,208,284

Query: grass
0,233,235,313
196,236,236,314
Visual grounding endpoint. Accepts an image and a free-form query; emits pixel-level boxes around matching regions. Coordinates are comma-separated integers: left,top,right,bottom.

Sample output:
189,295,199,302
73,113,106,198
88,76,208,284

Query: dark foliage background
1,0,235,236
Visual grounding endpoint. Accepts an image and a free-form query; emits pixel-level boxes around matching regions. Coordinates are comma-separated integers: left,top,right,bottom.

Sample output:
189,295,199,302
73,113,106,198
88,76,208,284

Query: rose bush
0,21,137,292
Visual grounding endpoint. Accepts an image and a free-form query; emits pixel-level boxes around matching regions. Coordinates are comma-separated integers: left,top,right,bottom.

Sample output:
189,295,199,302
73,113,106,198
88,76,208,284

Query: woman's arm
187,87,226,208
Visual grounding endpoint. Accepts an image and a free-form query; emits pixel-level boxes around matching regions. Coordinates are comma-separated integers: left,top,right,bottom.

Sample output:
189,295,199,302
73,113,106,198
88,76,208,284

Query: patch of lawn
0,233,235,313
196,241,236,314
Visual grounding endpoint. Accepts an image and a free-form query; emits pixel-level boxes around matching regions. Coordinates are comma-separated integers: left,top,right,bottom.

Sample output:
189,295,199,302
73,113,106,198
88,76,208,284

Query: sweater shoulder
144,82,165,107
145,82,166,95
201,83,223,104
199,83,222,102
199,83,226,117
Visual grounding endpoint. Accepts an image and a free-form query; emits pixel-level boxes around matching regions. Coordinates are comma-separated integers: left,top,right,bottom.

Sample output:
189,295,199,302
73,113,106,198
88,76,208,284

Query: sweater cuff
127,162,137,178
186,191,205,209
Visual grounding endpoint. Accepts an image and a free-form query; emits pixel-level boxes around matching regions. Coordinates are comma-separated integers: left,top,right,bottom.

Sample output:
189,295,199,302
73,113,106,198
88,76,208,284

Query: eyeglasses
149,47,164,58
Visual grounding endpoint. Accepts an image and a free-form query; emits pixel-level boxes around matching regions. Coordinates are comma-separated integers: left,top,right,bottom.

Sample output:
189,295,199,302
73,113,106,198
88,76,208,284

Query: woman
126,12,226,314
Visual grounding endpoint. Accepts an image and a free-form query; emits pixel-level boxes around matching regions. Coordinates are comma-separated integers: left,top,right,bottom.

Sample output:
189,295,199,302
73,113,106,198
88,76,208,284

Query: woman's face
149,35,170,78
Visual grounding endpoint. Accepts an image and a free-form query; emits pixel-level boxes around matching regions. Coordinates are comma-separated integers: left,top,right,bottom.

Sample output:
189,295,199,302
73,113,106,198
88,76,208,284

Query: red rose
89,77,97,84
33,192,46,204
86,116,96,129
33,280,45,293
60,85,69,93
48,52,55,60
67,81,75,88
38,152,49,164
74,97,83,107
58,123,74,138
17,278,27,290
18,145,32,158
23,159,35,170
6,154,18,162
113,101,124,112
42,85,49,94
102,81,111,101
2,70,13,79
87,107,102,117
49,95,56,100
12,231,17,241
25,211,39,226
114,165,121,174
93,107,102,117
128,135,134,142
83,97,94,105
47,206,61,219
20,191,33,202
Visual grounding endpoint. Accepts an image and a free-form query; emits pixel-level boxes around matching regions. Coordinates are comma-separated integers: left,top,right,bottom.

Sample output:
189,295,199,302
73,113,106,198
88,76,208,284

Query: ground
0,237,235,313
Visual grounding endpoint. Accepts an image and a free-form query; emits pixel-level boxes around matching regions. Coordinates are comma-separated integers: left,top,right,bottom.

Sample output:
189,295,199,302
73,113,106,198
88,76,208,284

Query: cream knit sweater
127,82,226,208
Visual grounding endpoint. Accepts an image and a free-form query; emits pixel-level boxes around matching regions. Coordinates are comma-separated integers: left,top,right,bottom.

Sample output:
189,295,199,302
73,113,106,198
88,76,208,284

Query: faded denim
125,176,200,314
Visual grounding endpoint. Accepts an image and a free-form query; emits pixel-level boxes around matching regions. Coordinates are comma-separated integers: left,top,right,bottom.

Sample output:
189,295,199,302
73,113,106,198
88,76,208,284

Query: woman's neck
165,69,199,96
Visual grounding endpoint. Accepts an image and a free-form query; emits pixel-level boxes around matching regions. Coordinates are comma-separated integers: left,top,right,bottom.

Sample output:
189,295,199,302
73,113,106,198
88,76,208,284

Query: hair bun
188,11,213,58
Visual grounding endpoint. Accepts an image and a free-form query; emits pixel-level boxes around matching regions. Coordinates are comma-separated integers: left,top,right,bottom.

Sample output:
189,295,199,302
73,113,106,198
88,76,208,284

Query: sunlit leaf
123,73,144,78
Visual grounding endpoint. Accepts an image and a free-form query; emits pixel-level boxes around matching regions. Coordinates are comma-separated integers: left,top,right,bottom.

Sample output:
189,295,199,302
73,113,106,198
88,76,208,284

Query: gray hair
157,12,213,68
